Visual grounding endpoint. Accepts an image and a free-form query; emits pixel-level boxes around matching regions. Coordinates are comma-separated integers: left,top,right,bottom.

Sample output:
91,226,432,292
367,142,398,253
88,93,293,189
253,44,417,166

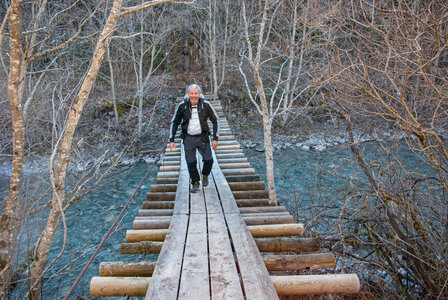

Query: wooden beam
150,184,177,192
271,274,360,295
99,261,156,277
222,168,255,176
243,215,294,226
239,206,286,214
142,201,174,209
236,199,271,207
146,192,176,201
90,277,150,297
225,174,260,182
233,190,269,199
138,209,173,216
90,274,360,297
256,237,321,253
247,224,303,237
120,241,163,254
126,229,167,242
229,181,265,191
156,178,178,184
126,223,304,243
263,253,336,271
133,219,170,229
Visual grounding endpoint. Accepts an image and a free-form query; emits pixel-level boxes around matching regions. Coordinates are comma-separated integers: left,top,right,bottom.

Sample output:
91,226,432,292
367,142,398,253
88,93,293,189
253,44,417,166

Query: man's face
188,88,200,106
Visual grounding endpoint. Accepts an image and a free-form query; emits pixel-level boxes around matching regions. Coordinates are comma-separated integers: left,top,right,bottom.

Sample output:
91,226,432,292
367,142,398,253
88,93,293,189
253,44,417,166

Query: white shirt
187,106,202,135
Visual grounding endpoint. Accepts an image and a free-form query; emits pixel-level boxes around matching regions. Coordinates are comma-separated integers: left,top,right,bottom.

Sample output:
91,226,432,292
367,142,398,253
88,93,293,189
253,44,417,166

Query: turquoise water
6,163,158,299
1,140,436,298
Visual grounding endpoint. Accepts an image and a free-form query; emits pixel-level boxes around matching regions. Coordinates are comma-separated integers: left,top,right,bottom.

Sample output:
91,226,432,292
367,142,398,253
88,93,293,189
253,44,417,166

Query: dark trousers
183,134,213,183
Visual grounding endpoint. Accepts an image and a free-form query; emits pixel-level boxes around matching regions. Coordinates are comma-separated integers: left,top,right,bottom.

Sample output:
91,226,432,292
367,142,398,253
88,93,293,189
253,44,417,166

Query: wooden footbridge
90,98,360,299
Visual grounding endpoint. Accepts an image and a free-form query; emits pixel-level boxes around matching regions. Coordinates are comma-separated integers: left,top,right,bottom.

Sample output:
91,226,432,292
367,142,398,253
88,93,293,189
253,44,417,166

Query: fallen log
90,274,360,297
120,241,163,254
99,261,156,277
256,237,321,253
271,274,360,295
142,201,174,209
263,253,335,271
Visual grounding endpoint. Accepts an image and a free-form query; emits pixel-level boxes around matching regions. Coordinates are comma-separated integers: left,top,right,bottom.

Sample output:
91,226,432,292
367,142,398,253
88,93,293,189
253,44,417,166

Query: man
169,84,219,192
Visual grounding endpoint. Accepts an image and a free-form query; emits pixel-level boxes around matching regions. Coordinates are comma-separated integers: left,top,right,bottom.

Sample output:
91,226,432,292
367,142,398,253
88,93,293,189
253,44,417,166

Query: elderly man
169,84,219,192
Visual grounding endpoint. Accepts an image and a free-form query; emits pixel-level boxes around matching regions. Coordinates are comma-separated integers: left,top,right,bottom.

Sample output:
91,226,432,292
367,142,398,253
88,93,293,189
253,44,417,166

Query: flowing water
0,141,430,299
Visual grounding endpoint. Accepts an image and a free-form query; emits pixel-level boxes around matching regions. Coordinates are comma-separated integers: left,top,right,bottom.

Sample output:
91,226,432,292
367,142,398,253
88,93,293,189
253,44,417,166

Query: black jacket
170,96,219,143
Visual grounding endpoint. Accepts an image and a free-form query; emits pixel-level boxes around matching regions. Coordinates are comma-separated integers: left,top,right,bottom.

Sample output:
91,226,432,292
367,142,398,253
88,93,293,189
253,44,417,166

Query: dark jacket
170,96,219,143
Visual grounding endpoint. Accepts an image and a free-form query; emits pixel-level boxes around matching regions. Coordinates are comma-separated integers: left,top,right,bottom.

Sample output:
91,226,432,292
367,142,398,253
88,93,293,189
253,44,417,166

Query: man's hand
212,140,218,150
169,142,176,152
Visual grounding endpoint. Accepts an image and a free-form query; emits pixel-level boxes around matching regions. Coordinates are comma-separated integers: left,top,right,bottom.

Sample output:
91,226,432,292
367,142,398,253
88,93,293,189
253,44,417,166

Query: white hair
187,84,202,93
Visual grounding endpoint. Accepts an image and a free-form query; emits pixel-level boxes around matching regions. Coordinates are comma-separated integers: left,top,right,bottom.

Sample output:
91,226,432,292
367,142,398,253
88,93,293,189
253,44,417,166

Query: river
2,141,427,298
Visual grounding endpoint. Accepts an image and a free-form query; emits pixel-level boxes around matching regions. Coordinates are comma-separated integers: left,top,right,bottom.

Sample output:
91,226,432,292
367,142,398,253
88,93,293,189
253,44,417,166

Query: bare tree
1,0,92,295
238,0,280,204
26,0,188,297
324,0,448,297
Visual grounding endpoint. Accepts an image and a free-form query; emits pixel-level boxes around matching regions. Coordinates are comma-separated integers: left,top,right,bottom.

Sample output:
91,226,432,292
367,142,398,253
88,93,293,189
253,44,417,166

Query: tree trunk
255,72,278,205
29,0,124,297
0,2,23,295
107,45,119,126
183,31,190,72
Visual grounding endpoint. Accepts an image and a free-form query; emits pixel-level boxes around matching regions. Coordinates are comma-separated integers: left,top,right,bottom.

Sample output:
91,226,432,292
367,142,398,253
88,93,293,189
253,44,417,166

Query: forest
0,0,447,298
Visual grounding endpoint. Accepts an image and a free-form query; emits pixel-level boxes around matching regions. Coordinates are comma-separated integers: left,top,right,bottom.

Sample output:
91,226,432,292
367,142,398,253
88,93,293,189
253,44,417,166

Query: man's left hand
212,140,218,149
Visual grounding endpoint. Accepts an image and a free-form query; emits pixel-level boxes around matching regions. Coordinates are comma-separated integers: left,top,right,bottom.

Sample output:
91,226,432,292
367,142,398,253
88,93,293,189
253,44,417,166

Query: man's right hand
169,142,176,152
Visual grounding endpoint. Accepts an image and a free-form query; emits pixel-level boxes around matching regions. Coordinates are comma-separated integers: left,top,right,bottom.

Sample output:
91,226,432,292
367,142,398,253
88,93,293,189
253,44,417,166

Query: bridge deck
90,99,360,299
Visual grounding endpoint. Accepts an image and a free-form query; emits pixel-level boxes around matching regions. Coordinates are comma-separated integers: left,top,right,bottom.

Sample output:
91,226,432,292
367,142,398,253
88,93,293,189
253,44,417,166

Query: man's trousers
183,134,214,184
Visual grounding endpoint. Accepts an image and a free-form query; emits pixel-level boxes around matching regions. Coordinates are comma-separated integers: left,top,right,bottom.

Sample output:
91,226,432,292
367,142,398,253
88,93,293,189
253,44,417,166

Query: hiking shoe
202,175,209,187
191,181,200,193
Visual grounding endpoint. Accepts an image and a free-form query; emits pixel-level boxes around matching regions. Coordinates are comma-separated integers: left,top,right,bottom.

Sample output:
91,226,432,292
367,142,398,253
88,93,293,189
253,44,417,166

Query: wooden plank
173,145,189,215
145,146,190,300
203,171,244,299
208,212,244,300
225,213,279,300
190,155,206,214
211,151,239,214
145,214,188,300
211,149,278,299
178,213,209,299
